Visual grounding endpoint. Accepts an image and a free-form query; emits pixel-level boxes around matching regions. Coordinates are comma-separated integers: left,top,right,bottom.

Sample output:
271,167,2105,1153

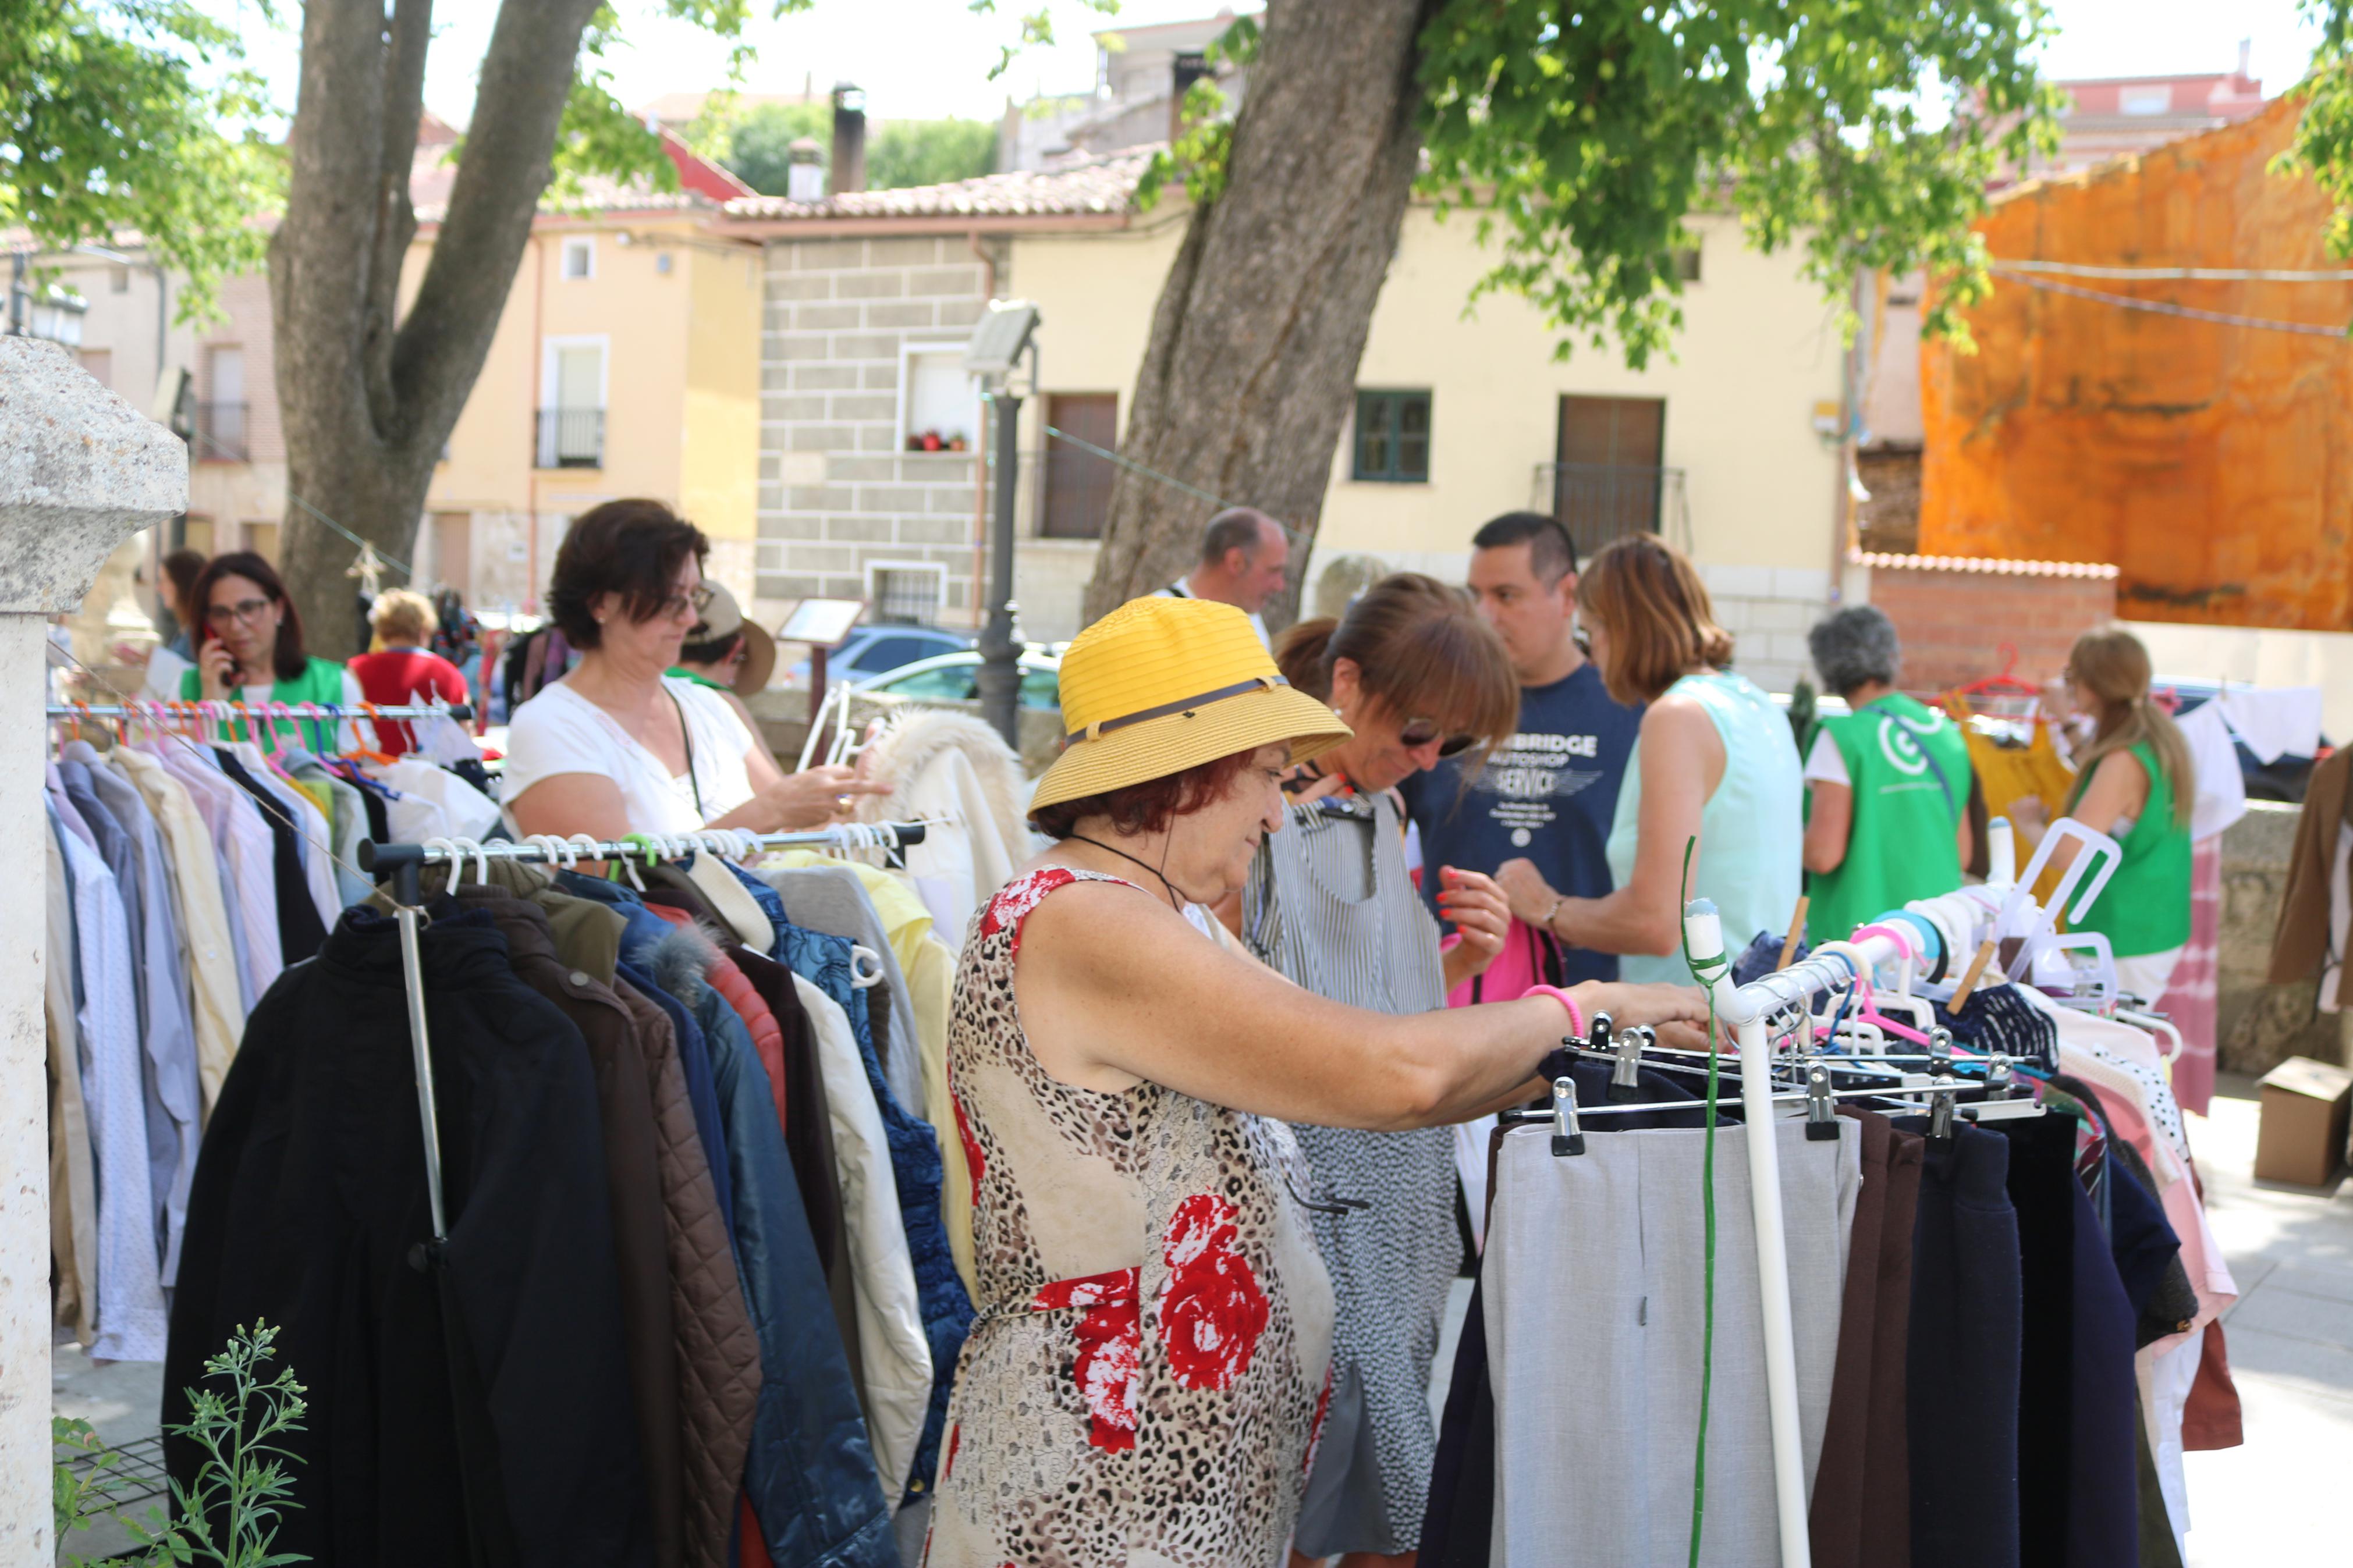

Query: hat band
1068,674,1288,744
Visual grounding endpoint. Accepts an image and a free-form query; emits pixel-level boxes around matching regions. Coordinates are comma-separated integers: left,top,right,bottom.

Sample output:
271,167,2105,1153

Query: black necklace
1064,832,1186,911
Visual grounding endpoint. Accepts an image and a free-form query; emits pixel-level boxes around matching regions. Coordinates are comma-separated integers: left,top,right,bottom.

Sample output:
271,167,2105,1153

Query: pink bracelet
1523,984,1587,1040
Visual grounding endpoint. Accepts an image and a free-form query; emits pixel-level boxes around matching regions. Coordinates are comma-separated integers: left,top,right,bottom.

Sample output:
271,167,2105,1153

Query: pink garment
1443,918,1556,1008
2157,837,2221,1115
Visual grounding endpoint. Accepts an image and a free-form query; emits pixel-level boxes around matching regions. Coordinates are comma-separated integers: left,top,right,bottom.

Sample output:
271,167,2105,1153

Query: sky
196,0,2331,131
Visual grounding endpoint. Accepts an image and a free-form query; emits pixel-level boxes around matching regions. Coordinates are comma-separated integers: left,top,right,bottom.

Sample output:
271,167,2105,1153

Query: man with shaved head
1152,506,1290,648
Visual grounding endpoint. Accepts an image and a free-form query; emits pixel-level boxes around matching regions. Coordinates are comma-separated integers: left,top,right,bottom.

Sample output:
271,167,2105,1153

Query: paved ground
52,1074,2351,1563
2181,1072,2353,1566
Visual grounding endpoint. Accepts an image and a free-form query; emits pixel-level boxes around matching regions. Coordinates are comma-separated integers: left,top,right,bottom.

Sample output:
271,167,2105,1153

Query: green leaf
1412,0,2062,365
1,0,283,322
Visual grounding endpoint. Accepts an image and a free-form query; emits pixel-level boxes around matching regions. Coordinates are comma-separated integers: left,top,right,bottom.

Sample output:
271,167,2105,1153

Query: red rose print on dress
979,867,1080,955
1157,1193,1272,1392
1032,1268,1140,1452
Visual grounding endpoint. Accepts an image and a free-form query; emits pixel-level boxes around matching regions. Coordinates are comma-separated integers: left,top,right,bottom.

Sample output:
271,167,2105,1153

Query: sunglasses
1400,716,1477,758
657,585,716,622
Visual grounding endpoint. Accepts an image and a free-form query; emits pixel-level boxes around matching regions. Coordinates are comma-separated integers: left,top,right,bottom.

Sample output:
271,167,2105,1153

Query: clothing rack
1686,899,1946,1568
47,700,475,723
358,819,934,1240
357,817,935,1564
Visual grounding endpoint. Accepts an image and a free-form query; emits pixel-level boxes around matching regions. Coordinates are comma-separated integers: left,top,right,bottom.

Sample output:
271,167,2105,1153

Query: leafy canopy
1416,0,2063,364
0,0,281,319
2275,2,2353,256
702,100,996,196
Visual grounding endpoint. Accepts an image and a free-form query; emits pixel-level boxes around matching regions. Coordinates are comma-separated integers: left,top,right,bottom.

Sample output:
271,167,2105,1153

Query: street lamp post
965,301,1041,749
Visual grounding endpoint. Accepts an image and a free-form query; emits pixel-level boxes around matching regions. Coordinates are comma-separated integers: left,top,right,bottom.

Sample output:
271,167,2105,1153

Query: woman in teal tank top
180,550,364,753
2009,628,2195,998
1495,536,1803,983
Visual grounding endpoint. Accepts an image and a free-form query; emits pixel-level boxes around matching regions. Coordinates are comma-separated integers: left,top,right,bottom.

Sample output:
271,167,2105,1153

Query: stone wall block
910,266,985,296
836,273,908,300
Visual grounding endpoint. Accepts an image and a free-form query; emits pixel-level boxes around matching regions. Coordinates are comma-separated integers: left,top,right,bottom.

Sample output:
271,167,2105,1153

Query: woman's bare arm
1547,698,1724,957
1014,880,1710,1132
1802,780,1853,875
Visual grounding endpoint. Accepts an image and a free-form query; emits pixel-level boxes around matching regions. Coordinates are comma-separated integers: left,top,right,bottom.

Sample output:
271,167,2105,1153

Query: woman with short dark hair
504,499,885,840
1245,573,1521,1567
183,550,367,752
1496,534,1803,977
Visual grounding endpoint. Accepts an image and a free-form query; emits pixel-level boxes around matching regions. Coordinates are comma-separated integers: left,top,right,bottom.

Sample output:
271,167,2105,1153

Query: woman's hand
1493,857,1557,929
1436,866,1509,988
1582,980,1713,1036
752,763,893,831
2006,794,2050,848
198,639,240,697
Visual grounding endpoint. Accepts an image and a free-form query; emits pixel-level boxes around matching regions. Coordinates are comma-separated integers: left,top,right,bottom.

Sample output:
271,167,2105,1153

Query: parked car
856,649,1063,714
785,624,971,687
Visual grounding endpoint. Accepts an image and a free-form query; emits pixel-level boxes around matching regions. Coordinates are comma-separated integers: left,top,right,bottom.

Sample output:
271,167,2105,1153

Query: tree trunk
273,0,601,653
1080,0,1433,630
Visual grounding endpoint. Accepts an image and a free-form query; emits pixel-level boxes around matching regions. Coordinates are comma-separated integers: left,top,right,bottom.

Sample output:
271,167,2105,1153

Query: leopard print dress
924,867,1336,1568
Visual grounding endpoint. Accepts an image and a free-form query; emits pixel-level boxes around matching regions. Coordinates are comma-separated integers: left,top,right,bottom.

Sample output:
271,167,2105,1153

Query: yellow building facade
416,203,764,614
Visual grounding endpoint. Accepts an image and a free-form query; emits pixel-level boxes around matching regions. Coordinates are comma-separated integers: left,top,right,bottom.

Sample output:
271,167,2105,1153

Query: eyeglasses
205,596,275,627
1400,716,1477,758
656,585,715,623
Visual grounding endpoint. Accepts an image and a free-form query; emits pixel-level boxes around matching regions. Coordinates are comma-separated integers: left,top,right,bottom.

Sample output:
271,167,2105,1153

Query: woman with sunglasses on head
503,499,888,842
1494,534,1804,979
184,550,371,753
1245,573,1521,1568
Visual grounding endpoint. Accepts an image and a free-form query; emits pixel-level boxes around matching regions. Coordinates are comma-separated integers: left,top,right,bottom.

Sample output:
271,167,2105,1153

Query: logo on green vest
1876,712,1944,777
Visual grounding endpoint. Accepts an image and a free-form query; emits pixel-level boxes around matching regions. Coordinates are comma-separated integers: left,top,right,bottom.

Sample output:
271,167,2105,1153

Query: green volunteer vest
1804,692,1973,947
182,656,350,752
2065,741,2192,957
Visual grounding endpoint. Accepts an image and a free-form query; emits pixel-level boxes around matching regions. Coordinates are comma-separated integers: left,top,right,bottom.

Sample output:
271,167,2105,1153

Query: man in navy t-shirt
1397,512,1641,986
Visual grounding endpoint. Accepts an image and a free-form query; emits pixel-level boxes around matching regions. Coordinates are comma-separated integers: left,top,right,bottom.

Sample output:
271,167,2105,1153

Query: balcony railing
535,407,605,469
194,401,249,463
1531,462,1692,557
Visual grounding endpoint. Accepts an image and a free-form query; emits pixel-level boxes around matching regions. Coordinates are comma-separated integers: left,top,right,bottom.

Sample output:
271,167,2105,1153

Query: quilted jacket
610,975,762,1568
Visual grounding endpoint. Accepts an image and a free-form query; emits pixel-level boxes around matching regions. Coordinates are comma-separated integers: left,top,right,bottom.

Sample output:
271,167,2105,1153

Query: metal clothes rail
47,699,476,723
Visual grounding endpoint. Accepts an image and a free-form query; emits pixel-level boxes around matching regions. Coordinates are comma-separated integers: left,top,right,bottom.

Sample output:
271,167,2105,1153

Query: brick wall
757,236,992,621
1852,552,2118,694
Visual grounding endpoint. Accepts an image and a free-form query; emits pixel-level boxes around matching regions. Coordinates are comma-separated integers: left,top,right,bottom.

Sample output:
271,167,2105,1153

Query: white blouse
502,676,757,835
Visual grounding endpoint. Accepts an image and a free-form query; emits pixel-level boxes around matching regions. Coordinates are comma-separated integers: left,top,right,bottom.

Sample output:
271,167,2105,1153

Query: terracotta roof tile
1850,550,2120,579
723,147,1158,222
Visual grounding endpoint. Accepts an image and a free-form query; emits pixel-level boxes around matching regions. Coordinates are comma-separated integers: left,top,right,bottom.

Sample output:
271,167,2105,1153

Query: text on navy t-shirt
1397,660,1641,985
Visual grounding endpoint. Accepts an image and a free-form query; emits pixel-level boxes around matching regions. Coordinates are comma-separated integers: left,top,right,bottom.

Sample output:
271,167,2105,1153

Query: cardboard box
2253,1056,2353,1187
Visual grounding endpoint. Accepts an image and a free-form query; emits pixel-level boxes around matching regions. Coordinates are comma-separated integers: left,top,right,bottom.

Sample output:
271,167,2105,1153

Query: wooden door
1555,395,1666,554
433,512,473,598
1042,393,1119,539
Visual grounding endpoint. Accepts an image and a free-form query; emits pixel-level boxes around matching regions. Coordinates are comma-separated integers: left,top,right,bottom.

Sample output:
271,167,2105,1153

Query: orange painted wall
1919,94,2353,632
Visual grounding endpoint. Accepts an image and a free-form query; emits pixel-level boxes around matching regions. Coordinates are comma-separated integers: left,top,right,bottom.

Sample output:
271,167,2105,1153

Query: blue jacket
696,983,895,1568
769,919,972,1503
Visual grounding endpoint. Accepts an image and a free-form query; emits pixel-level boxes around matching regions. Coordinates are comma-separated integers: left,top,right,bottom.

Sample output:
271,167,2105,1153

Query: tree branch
388,0,604,450
363,0,434,431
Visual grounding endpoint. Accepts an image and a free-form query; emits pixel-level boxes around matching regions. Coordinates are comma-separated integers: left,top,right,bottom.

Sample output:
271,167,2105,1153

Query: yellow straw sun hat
1030,596,1353,815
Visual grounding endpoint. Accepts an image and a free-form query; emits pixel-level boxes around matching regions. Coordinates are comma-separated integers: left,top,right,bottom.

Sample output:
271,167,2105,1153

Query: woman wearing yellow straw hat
924,595,1706,1568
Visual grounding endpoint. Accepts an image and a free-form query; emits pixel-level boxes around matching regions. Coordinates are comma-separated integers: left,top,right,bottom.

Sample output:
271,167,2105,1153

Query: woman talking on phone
182,551,371,753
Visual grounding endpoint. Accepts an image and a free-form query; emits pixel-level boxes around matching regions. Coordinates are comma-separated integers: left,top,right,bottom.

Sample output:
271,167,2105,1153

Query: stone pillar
0,338,186,1562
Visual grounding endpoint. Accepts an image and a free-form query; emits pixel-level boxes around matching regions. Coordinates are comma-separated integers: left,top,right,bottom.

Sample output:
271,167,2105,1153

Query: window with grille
867,561,946,626
1352,390,1432,483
